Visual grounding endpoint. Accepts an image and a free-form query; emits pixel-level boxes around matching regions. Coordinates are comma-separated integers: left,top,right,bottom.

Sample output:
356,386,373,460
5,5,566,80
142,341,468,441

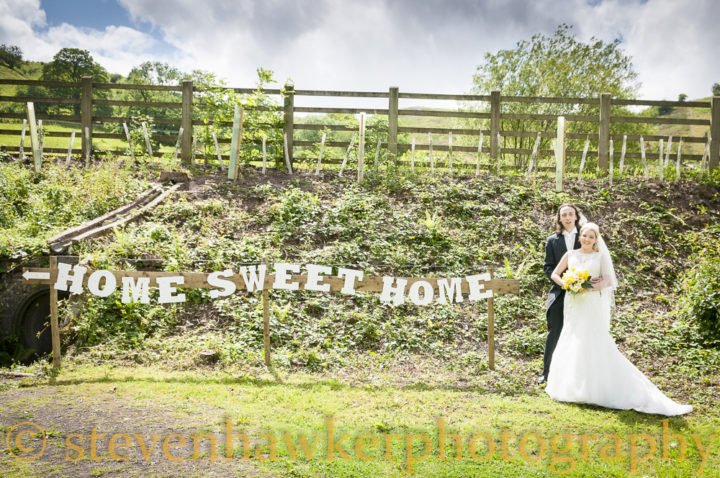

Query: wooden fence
1,77,718,173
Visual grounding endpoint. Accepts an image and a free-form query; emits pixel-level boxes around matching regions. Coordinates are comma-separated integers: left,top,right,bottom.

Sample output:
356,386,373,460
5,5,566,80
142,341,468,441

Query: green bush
677,227,720,346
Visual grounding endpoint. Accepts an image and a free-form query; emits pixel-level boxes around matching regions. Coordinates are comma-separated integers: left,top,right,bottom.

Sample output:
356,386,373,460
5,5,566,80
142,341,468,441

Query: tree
469,24,649,169
0,44,23,69
41,48,108,83
713,83,720,96
678,93,687,102
34,48,110,116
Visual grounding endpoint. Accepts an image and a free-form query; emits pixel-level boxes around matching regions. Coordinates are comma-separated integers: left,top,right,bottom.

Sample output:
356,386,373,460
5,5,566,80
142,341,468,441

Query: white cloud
2,0,718,101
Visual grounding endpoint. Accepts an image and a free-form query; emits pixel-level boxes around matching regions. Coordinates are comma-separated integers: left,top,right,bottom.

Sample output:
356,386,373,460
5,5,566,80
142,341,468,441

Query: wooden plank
598,93,611,171
609,139,614,186
0,79,79,87
93,82,183,91
388,86,399,165
142,122,153,157
228,105,242,180
358,113,365,183
556,116,566,191
19,119,26,159
619,135,627,174
338,134,356,177
173,126,183,162
81,76,92,160
665,136,672,168
487,270,495,371
398,126,487,135
399,92,491,100
501,95,600,105
711,96,720,171
65,129,75,165
0,96,81,104
490,90,500,160
676,139,683,181
94,99,183,108
263,288,271,366
38,120,44,157
400,110,491,119
93,116,181,125
501,113,597,122
212,127,222,167
612,98,710,107
294,89,388,98
283,131,292,175
283,84,294,169
49,256,61,370
23,266,521,294
658,138,664,181
611,116,709,125
0,112,81,122
640,136,648,179
234,112,245,180
181,80,193,164
316,133,327,174
47,185,161,246
26,102,41,172
527,132,540,177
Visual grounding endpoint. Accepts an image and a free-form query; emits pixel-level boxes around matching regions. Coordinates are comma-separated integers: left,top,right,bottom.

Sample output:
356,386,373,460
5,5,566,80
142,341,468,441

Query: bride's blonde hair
580,223,601,252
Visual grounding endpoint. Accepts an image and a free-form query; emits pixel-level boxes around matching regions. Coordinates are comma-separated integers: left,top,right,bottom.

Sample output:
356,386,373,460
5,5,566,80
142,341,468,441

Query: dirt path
0,377,276,478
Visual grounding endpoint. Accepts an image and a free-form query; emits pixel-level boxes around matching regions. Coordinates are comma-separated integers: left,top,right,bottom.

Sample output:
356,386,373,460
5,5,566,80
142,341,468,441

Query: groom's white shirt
562,227,577,252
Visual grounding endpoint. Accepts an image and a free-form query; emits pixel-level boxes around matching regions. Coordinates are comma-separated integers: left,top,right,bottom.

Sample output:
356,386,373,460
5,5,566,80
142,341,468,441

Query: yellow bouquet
561,267,593,293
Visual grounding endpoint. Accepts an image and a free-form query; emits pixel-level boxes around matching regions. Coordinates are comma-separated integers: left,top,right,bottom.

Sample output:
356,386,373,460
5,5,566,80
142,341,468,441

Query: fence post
598,92,611,172
81,76,93,160
388,86,399,167
710,96,720,171
490,90,500,163
555,116,566,192
181,80,193,165
283,83,295,170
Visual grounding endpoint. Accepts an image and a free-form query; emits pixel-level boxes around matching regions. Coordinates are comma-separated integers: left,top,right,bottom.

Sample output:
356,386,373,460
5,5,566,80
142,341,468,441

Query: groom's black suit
542,231,581,379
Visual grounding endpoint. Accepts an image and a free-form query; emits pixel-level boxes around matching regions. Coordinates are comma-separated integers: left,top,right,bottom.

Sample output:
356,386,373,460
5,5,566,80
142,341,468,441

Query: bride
545,222,692,416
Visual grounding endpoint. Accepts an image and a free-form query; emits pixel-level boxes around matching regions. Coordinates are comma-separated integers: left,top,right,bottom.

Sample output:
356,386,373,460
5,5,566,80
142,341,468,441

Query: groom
538,204,583,384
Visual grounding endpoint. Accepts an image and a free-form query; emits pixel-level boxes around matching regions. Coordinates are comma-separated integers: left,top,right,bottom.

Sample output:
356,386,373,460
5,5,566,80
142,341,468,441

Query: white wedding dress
545,249,692,416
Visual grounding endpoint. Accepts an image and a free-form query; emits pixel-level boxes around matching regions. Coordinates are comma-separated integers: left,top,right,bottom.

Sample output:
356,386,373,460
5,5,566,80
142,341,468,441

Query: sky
1,0,718,104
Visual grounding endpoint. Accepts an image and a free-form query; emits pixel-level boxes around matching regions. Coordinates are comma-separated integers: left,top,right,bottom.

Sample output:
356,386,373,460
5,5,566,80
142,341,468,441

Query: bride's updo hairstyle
580,223,601,252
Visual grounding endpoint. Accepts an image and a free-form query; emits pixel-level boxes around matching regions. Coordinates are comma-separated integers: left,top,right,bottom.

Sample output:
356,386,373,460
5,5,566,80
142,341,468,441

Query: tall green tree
31,48,110,115
0,44,23,69
468,24,651,169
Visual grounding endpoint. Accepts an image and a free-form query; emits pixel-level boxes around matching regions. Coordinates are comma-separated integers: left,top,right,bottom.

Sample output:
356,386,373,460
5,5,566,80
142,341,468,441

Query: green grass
4,364,717,477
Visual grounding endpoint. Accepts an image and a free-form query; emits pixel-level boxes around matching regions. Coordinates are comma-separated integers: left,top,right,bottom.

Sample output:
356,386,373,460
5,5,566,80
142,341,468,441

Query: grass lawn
1,362,717,477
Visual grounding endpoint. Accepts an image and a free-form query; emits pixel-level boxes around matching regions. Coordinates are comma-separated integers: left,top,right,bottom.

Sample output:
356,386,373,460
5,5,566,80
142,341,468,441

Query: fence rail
1,77,718,172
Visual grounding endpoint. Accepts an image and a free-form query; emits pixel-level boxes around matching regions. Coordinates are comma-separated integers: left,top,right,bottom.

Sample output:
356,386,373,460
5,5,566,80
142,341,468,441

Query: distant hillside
655,98,712,156
0,62,43,96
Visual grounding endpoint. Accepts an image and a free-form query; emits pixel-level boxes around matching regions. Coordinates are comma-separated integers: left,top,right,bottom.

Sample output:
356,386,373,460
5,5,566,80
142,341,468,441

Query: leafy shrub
677,227,720,346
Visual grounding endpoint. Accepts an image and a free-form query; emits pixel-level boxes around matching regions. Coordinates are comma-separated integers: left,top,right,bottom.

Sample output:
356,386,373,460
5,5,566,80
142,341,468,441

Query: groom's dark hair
554,204,583,234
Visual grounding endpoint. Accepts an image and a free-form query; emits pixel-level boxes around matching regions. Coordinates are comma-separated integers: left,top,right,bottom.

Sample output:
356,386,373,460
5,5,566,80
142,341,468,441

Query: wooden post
598,92,611,172
142,122,153,157
527,132,540,177
388,86,399,166
212,127,222,168
123,122,135,164
49,256,61,370
338,134,356,177
487,269,495,371
181,80,193,165
710,96,720,171
26,102,41,172
578,136,589,181
283,132,293,175
19,119,26,160
234,118,244,180
490,90,500,164
665,136,672,168
476,132,483,176
658,139,664,181
410,137,415,172
84,127,91,166
640,136,648,179
315,132,325,175
609,139,614,186
228,105,242,180
173,126,183,162
676,139,683,181
283,84,295,170
358,113,365,183
428,133,434,172
81,76,93,160
262,287,271,367
555,116,566,192
619,134,627,174
65,129,75,166
38,120,44,158
262,133,268,175
374,138,382,173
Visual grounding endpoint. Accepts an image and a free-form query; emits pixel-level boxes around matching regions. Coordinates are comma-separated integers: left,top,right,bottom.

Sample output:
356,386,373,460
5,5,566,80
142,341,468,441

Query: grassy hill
1,159,719,476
